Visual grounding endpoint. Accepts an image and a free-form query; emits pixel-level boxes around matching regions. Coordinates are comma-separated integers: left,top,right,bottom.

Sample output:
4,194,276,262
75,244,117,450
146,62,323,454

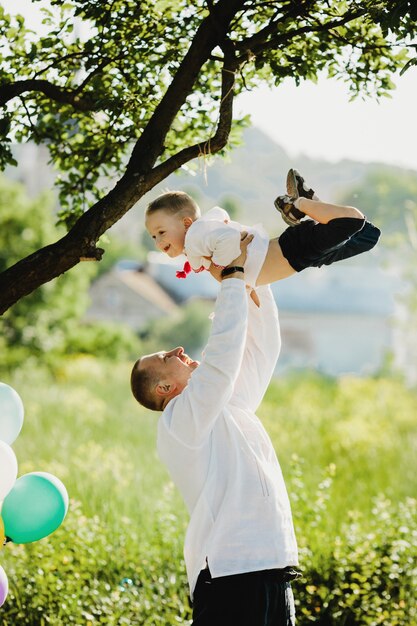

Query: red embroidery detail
176,261,192,279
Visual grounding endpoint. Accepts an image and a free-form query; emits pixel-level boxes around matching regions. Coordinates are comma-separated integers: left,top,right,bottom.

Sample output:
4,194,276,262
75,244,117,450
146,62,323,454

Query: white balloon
0,382,24,445
0,441,18,501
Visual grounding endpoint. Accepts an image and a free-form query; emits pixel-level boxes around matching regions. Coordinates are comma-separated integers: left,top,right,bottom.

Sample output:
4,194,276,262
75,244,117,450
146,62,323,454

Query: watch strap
221,266,244,278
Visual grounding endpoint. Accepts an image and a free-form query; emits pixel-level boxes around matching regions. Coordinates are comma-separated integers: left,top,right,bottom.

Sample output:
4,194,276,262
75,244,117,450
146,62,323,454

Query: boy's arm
206,226,242,268
185,221,242,270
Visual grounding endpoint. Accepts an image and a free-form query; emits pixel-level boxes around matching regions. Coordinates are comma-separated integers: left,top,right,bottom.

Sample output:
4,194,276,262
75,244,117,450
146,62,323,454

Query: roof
117,268,178,314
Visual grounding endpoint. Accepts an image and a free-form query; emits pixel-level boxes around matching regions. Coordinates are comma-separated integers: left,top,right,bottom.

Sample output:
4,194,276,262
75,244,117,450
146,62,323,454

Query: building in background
270,264,398,376
86,252,400,378
85,264,178,331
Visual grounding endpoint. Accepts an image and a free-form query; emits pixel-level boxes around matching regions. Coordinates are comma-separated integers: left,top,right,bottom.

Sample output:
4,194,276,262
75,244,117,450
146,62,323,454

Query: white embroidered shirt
183,207,269,288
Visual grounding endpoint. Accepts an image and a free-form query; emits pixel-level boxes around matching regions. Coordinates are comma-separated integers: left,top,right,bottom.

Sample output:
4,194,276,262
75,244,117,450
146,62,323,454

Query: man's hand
220,232,254,282
230,232,253,268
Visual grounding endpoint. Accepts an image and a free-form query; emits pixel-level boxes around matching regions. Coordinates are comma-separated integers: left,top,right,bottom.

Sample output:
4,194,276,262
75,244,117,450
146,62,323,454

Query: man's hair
131,358,163,411
146,190,200,220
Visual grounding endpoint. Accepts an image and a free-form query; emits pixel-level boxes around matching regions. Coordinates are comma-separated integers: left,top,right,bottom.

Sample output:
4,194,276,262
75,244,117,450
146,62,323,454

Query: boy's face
145,210,191,258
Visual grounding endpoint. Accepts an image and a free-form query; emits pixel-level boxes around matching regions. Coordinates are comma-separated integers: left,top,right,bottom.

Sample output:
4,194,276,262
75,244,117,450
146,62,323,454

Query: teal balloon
0,382,24,445
2,472,69,544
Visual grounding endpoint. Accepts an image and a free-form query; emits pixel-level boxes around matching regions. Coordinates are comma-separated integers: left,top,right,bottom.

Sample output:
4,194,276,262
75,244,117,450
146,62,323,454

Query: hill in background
6,126,416,247
110,126,416,245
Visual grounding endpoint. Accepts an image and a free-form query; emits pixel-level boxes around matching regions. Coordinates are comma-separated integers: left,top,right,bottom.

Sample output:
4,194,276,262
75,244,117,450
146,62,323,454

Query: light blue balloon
0,382,24,445
2,472,69,544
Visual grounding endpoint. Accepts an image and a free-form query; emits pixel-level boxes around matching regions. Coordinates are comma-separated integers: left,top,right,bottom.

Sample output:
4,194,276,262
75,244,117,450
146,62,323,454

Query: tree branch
0,79,96,110
126,0,247,174
236,7,369,58
149,45,239,186
234,0,318,52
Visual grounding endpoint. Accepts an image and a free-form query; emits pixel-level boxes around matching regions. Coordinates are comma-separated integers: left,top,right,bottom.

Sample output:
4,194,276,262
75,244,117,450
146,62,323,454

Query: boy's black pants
191,567,299,626
279,217,381,272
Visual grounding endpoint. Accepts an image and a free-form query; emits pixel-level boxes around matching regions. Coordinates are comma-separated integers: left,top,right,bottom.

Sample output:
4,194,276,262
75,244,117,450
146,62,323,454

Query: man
131,235,300,625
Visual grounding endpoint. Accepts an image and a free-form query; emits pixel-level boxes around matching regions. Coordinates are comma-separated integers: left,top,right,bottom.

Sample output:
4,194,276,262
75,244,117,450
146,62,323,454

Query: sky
236,68,417,171
2,0,417,171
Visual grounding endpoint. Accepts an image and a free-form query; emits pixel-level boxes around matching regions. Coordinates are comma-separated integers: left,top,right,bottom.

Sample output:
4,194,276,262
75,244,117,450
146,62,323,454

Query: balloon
0,383,24,445
0,440,18,501
2,472,69,544
0,515,5,549
0,565,8,607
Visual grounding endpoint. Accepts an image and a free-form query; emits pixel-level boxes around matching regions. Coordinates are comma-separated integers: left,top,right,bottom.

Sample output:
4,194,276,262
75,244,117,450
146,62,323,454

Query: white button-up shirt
157,279,298,596
184,207,269,288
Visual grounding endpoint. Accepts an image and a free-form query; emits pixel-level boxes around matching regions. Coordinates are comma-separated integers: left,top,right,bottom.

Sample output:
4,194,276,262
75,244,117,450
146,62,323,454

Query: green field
1,358,416,625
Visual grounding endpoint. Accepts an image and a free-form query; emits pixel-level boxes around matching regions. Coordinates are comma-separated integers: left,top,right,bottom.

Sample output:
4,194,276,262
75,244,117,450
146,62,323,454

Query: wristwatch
221,266,244,278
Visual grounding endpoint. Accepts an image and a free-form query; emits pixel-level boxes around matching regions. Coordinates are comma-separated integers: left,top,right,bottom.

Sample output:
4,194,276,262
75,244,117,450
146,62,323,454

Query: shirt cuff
220,276,245,289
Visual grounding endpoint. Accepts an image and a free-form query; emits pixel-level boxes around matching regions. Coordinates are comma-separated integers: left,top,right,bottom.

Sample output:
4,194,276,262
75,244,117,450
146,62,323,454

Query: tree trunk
0,0,245,314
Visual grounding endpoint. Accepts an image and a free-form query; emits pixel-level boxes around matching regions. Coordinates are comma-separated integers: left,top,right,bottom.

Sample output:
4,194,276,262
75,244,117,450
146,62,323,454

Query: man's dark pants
191,567,299,626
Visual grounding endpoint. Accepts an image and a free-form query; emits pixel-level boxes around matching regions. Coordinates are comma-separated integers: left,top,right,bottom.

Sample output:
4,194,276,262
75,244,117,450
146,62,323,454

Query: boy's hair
146,191,200,220
131,359,162,412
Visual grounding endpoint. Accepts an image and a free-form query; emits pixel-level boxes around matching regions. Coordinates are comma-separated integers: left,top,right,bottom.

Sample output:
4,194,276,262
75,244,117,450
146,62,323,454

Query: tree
339,166,417,239
0,0,416,313
0,176,92,356
340,166,417,383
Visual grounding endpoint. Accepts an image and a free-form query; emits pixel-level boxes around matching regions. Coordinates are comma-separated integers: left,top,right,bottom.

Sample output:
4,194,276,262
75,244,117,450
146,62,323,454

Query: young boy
145,169,380,293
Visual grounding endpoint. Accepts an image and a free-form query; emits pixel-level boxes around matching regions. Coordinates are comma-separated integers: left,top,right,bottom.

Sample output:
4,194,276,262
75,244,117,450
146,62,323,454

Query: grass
0,357,416,624
4,357,173,533
260,372,417,536
3,358,417,539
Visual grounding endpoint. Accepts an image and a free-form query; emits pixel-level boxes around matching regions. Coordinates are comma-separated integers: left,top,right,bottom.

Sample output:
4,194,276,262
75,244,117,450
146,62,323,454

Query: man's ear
183,216,193,231
155,381,177,398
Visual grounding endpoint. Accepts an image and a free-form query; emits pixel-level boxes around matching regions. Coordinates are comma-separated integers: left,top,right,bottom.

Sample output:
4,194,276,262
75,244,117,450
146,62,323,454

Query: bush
139,299,212,356
1,494,192,625
0,176,94,358
289,461,417,625
63,322,142,360
1,488,415,625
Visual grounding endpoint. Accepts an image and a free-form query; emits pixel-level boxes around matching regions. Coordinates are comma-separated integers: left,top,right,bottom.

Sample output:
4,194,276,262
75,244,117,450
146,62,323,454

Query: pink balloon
0,565,8,607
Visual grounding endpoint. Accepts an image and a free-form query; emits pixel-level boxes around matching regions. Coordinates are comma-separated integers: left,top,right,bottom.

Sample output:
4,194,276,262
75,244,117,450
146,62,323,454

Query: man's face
145,210,189,258
140,347,199,400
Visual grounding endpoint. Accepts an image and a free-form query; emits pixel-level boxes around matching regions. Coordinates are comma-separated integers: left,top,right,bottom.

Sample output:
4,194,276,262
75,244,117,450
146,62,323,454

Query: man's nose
167,347,183,357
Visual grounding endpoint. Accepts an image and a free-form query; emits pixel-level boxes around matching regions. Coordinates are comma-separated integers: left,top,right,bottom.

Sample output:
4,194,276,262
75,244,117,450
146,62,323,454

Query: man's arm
160,236,252,447
161,278,248,447
230,284,281,413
